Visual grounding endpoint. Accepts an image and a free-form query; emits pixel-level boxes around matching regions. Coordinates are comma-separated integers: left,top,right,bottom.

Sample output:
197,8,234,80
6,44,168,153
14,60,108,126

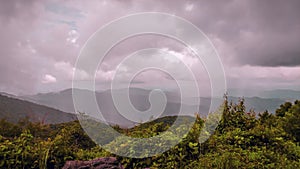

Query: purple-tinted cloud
0,0,299,95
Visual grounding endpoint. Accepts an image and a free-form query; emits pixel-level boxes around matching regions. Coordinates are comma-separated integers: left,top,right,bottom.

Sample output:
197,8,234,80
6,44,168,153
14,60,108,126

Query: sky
0,0,300,96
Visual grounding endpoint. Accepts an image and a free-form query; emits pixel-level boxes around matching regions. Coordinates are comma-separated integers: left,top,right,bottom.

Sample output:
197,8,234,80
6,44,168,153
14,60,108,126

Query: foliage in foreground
0,98,300,168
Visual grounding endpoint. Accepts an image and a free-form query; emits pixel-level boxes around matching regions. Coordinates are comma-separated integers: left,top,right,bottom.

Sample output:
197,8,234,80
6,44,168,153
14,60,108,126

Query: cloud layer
0,0,299,95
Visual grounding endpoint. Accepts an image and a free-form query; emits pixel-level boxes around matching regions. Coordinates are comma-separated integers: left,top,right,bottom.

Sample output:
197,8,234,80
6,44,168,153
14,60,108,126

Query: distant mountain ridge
259,89,300,100
17,88,296,127
21,88,209,127
0,87,296,127
0,92,18,99
227,96,286,113
0,94,77,124
228,88,300,100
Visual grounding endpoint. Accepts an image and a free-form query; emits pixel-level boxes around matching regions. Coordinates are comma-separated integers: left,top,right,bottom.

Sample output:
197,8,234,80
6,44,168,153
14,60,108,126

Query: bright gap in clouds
94,34,212,96
42,74,57,84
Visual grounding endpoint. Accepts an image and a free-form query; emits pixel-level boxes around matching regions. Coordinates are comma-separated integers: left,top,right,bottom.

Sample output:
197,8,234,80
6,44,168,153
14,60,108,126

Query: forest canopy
0,98,300,169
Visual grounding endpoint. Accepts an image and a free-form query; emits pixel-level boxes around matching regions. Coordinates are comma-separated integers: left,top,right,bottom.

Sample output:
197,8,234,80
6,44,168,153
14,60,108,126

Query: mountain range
0,88,298,127
0,94,77,124
228,89,300,100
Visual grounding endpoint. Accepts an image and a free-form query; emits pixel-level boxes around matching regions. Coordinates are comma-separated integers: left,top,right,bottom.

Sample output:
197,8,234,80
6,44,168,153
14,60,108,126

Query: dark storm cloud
102,0,300,67
231,0,300,66
187,0,300,67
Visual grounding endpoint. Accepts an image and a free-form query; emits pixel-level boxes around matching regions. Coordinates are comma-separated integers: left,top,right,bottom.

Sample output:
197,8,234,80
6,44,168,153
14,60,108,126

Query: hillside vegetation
0,97,300,168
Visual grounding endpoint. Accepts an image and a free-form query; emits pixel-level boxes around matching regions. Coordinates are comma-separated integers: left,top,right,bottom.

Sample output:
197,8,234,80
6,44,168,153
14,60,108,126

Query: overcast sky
0,0,300,95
